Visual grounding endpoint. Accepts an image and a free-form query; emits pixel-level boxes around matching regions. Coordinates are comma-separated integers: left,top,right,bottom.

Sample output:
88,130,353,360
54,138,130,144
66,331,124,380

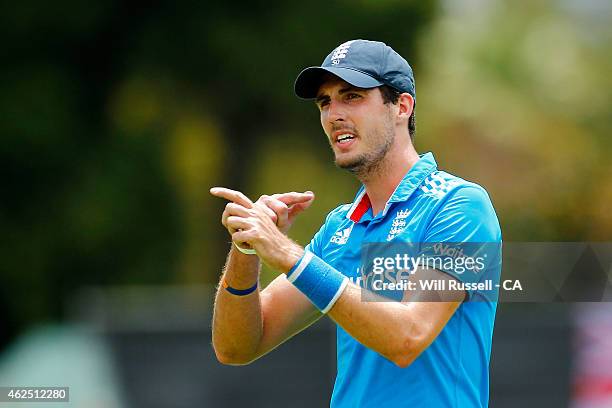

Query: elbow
391,351,418,369
213,346,255,366
215,354,252,366
390,325,428,369
390,345,418,368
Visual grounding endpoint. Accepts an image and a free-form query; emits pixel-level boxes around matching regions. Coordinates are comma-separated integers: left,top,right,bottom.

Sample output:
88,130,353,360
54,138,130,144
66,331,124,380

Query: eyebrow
315,85,365,105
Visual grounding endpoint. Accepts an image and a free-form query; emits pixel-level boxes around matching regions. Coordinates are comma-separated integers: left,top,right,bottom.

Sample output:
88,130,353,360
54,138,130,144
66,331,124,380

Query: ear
397,93,414,121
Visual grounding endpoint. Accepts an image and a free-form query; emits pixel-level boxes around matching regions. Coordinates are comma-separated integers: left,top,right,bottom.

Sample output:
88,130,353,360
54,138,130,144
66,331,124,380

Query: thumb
275,191,315,206
288,193,315,219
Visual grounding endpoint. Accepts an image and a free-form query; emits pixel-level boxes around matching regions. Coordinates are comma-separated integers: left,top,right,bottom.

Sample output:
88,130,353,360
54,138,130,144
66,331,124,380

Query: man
210,39,501,407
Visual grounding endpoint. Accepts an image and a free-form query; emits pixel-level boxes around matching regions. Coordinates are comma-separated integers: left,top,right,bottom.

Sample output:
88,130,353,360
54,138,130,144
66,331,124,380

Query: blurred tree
416,0,612,240
0,0,437,348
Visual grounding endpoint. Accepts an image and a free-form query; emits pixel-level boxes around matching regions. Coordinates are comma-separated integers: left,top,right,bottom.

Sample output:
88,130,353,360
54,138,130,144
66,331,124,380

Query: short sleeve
305,222,327,258
419,186,502,299
304,206,343,258
424,186,501,244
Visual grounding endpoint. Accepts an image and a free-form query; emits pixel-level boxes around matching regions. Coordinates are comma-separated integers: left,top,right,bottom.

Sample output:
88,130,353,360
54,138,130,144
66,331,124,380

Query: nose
327,99,346,123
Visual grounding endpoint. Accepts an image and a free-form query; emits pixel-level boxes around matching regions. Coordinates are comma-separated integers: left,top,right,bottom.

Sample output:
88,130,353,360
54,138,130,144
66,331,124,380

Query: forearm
209,187,317,364
285,250,459,368
327,283,426,367
283,250,416,364
212,246,263,364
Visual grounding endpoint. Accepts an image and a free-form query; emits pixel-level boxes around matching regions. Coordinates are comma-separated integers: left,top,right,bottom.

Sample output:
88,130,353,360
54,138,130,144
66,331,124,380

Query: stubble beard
335,118,395,181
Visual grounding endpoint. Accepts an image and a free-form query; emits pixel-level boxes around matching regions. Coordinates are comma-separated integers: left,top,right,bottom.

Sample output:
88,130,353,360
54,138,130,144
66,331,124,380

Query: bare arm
211,188,319,365
214,186,466,368
212,248,323,365
211,247,262,364
215,245,463,367
327,267,464,367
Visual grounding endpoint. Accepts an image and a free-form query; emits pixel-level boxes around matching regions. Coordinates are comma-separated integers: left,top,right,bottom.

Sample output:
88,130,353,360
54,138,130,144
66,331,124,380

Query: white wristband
234,242,257,255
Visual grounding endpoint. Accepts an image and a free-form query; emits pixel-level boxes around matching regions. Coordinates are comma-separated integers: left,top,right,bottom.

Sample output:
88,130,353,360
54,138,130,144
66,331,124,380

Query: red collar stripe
349,194,371,222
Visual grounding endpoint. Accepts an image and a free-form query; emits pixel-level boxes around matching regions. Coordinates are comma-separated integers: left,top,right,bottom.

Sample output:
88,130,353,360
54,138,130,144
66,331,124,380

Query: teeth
337,134,355,143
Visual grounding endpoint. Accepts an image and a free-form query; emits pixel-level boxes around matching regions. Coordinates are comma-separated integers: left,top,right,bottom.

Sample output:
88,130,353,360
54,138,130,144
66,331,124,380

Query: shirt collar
346,152,438,223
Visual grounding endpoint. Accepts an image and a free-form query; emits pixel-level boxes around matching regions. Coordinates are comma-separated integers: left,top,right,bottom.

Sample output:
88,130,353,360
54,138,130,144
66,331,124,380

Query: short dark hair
379,85,416,140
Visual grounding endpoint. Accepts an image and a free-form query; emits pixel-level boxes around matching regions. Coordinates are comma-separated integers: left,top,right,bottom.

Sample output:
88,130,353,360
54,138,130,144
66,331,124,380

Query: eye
315,98,330,110
346,93,362,100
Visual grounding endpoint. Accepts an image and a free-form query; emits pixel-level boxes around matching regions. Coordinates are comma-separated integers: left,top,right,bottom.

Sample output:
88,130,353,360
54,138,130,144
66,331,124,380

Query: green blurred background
1,0,611,405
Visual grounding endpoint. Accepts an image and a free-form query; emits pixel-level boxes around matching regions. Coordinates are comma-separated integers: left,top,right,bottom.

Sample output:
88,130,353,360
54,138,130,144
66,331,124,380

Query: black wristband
222,279,258,296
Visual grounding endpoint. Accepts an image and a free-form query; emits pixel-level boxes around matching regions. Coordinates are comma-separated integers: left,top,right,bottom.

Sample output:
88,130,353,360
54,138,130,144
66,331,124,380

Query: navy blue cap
294,39,415,100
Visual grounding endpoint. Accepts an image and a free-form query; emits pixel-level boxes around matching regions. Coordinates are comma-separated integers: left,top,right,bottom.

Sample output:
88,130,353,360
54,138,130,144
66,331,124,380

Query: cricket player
211,39,501,407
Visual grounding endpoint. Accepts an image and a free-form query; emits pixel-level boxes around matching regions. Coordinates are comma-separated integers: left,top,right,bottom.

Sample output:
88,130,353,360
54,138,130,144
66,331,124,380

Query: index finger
210,187,254,208
272,191,314,206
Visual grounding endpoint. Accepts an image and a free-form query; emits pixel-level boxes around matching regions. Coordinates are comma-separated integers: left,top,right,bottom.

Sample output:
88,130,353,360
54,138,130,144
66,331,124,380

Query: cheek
320,113,332,138
367,107,392,133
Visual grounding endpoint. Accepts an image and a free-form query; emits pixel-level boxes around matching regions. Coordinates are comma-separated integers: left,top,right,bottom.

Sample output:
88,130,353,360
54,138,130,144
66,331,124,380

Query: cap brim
294,66,384,99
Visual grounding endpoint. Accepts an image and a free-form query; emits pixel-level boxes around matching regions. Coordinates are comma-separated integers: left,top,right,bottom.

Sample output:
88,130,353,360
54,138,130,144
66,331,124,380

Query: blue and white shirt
305,152,502,408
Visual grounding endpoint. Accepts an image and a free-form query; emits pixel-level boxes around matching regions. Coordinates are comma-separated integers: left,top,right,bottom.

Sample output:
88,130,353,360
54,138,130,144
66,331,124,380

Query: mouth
331,132,358,153
336,133,356,145
332,129,358,146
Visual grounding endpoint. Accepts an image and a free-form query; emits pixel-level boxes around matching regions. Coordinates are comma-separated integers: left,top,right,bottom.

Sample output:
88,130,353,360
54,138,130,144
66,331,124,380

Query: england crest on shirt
386,209,411,241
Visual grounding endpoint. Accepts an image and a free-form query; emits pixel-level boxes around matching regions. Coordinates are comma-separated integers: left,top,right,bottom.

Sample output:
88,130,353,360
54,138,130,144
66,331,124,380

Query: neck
359,142,420,216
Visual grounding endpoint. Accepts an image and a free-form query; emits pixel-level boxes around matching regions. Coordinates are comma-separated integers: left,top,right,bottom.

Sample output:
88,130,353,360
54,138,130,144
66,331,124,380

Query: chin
335,154,366,172
334,154,355,168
